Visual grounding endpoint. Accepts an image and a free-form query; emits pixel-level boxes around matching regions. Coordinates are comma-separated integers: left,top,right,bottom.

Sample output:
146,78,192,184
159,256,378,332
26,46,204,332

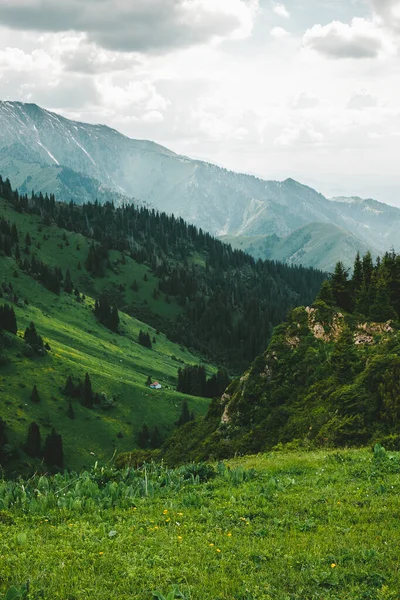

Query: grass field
0,198,213,471
1,447,399,599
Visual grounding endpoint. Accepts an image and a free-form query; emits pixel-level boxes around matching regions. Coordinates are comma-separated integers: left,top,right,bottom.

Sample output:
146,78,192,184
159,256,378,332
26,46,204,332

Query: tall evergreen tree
331,326,360,384
331,262,352,313
82,373,93,408
31,385,40,403
25,422,41,457
137,423,150,449
43,428,63,469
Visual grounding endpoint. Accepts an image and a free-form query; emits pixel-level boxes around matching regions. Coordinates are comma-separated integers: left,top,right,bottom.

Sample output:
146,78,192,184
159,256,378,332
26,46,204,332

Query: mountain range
1,100,399,271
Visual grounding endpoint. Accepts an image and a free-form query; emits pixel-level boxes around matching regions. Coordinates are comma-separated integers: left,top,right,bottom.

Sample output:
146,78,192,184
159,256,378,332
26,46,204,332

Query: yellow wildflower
331,563,336,568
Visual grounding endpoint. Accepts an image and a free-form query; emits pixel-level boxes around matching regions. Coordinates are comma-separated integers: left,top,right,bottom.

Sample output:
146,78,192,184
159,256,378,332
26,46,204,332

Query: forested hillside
163,252,400,465
0,176,324,371
0,175,324,473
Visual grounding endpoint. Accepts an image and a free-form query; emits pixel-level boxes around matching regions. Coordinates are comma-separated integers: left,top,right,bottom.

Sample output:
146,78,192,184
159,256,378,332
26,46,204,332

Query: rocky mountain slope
1,101,399,270
163,250,400,464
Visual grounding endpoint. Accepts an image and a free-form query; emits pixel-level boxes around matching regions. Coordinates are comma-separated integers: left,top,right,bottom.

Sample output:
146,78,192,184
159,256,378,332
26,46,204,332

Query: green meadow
1,447,400,599
0,198,212,471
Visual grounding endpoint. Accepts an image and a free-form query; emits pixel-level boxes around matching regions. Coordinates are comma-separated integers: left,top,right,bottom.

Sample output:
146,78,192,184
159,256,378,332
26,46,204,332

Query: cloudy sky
1,0,400,205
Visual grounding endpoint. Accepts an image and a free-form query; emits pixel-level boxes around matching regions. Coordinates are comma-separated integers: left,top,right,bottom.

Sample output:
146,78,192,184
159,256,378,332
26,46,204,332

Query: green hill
0,176,325,473
163,252,400,464
0,199,213,472
221,222,378,272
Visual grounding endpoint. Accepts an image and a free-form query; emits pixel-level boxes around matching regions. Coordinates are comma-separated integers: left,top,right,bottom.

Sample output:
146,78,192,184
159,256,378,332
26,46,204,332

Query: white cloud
275,122,324,147
0,0,259,54
273,4,290,19
97,79,169,113
291,93,320,110
142,110,164,124
370,0,400,32
270,27,290,38
347,89,378,109
303,18,387,59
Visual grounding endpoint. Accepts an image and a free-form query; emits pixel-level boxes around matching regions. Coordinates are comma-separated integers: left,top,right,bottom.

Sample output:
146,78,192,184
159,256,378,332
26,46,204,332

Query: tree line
0,175,325,371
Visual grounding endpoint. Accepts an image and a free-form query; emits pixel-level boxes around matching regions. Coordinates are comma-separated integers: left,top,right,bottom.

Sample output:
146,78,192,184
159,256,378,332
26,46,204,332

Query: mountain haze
1,101,399,270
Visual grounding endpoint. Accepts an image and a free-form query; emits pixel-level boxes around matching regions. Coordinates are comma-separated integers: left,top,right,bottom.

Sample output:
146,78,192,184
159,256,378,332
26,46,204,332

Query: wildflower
178,536,183,541
99,552,104,556
163,510,169,515
227,533,232,537
331,563,336,568
165,518,171,523
209,543,214,547
154,526,159,530
177,512,184,516
216,548,221,553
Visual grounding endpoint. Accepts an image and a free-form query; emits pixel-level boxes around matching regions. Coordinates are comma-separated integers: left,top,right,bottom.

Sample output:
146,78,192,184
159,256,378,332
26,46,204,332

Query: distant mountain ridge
1,100,399,270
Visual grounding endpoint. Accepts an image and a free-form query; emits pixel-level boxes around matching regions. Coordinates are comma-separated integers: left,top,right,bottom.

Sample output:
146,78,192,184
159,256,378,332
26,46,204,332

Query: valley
1,102,399,272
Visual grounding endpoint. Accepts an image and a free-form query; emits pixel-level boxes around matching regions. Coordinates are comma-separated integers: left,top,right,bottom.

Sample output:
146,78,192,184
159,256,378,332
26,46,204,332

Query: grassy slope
0,198,212,471
1,448,400,599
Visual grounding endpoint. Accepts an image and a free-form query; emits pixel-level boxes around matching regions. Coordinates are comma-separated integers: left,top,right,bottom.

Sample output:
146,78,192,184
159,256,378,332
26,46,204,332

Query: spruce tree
137,423,150,449
26,422,41,457
31,385,40,403
369,274,397,322
64,375,75,397
176,400,191,427
331,326,360,384
43,428,64,469
64,269,73,294
150,425,163,449
83,373,93,408
67,403,75,420
331,262,352,312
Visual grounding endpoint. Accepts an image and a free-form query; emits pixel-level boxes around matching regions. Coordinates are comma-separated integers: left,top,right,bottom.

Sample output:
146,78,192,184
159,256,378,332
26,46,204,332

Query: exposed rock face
306,307,344,342
354,321,393,345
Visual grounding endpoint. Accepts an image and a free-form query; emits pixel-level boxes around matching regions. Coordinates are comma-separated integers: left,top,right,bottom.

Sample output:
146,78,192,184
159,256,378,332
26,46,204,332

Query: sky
1,0,400,206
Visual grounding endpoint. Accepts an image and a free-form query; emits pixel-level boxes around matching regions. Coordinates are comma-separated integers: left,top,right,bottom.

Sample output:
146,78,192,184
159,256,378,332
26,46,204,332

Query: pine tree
64,269,73,294
64,375,75,397
24,321,45,353
67,403,75,420
82,373,93,408
137,423,150,449
43,428,63,469
331,262,352,312
352,252,363,294
25,422,41,457
331,326,360,384
31,385,40,403
150,425,163,449
0,304,17,335
369,274,397,322
317,280,334,305
176,400,191,427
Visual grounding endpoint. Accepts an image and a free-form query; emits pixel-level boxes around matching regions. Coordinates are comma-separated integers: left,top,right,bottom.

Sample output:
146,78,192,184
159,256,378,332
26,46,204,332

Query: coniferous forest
162,252,400,465
0,175,324,371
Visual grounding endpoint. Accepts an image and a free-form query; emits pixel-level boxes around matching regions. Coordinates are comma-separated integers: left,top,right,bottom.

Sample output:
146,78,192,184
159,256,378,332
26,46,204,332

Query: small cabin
150,382,162,390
